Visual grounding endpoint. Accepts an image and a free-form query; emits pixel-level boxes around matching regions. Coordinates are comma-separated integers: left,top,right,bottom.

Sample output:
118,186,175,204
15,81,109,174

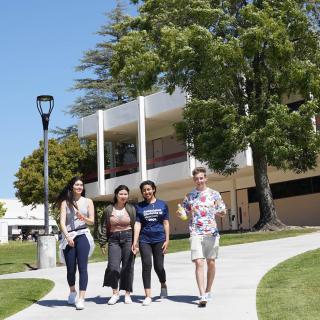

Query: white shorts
189,235,219,261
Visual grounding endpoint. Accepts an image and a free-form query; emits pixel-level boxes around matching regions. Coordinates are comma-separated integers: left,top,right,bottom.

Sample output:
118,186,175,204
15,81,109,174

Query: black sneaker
160,286,168,298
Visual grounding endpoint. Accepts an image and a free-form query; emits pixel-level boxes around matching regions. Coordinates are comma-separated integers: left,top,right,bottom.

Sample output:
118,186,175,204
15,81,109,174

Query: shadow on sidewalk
157,295,199,305
36,295,199,307
37,300,70,307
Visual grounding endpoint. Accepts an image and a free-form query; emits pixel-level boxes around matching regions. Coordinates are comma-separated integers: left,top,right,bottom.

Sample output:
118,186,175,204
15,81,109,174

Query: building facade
78,90,320,234
0,199,57,240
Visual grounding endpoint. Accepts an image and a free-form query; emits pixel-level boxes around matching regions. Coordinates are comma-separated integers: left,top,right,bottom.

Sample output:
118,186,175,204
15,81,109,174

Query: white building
78,90,320,234
0,199,57,240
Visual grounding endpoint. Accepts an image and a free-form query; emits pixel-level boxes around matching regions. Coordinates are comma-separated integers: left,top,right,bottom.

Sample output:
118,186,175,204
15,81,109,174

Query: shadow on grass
24,263,38,270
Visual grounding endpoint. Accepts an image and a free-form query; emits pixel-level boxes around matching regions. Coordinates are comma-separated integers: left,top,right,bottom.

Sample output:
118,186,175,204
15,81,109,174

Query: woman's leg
139,242,153,297
104,235,122,294
119,233,134,293
152,242,166,284
63,244,77,292
75,234,90,299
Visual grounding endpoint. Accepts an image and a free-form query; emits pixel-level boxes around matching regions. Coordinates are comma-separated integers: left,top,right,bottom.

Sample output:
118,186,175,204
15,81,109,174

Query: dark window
248,175,320,203
287,100,304,112
271,182,288,200
312,176,320,193
285,178,312,197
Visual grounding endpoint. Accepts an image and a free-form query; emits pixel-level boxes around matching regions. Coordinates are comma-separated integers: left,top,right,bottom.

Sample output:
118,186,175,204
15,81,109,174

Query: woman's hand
67,237,75,247
75,211,85,221
162,241,169,254
131,243,139,255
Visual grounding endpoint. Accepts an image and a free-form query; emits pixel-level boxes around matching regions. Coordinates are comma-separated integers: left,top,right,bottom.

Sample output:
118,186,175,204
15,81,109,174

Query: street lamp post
36,95,56,268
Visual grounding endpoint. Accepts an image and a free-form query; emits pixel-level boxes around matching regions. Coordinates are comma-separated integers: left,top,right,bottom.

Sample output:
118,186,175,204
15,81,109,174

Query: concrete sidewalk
1,232,320,320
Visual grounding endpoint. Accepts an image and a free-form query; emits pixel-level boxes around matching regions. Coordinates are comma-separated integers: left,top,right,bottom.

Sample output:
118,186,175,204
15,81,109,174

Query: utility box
0,220,8,243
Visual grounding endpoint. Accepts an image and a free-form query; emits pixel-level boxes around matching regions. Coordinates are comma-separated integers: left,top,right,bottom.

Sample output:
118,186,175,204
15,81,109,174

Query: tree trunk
251,147,287,231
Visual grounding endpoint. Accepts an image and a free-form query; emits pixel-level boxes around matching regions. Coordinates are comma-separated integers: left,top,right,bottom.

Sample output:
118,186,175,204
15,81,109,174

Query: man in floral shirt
180,167,226,307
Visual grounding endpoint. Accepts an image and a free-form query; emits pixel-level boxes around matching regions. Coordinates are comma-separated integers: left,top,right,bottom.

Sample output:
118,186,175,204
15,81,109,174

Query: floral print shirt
182,187,226,236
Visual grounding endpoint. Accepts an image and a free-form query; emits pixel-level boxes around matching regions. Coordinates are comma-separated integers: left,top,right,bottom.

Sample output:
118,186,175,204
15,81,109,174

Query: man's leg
194,258,205,296
205,259,216,293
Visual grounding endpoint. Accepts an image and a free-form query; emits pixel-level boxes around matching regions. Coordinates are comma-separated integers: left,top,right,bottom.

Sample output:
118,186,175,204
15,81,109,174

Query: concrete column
37,235,56,268
108,141,116,178
0,220,8,243
138,96,147,181
187,153,196,176
230,179,238,230
97,110,105,195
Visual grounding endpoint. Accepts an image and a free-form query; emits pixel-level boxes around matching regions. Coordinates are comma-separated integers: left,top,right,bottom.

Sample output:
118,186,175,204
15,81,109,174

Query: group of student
56,167,226,310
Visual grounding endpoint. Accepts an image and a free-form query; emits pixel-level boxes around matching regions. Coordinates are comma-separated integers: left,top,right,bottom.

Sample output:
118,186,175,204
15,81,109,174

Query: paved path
1,232,320,320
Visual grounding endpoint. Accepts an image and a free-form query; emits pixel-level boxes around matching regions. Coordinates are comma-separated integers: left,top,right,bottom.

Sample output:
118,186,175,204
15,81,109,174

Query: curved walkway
1,232,320,320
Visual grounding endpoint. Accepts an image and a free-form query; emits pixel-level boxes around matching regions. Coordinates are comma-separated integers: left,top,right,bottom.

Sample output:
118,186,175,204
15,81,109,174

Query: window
248,175,320,203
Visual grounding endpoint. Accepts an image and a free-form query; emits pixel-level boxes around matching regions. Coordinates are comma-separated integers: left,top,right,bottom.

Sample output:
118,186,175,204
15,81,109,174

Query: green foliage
14,135,96,220
0,201,7,218
112,0,320,172
54,1,137,139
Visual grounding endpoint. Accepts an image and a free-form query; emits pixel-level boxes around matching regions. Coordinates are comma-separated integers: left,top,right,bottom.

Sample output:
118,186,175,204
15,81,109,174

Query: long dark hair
55,176,85,209
113,185,130,204
139,180,157,198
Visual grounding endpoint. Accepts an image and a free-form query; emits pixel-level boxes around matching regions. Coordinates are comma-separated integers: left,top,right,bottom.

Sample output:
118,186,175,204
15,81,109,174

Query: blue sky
0,1,136,199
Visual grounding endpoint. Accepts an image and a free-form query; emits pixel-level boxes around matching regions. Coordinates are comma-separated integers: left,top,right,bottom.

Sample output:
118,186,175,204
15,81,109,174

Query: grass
256,248,320,320
0,278,54,320
167,228,317,254
0,228,317,275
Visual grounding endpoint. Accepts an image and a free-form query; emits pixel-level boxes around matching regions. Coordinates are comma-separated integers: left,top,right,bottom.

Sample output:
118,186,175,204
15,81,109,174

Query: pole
43,124,49,235
41,113,50,235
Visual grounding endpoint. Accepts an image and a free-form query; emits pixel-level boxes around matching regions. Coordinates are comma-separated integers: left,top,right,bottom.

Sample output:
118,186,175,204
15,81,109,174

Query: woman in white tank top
56,176,95,310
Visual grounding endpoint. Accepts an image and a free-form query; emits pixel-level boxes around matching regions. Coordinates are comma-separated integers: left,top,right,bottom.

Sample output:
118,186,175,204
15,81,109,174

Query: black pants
103,230,134,292
139,241,166,289
63,234,90,291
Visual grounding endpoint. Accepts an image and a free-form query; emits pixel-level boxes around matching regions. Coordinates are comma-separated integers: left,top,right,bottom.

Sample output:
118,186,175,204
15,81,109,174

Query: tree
0,201,7,219
14,135,97,222
53,0,135,139
111,0,320,230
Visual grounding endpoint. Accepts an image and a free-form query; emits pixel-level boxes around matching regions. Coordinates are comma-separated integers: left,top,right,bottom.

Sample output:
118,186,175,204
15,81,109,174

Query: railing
84,151,187,183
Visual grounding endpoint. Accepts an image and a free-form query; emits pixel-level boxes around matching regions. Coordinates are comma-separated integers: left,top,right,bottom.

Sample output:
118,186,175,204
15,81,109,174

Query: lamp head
36,95,54,116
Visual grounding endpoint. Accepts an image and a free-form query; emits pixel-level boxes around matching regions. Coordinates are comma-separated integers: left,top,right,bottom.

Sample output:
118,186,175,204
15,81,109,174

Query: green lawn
257,248,320,320
167,228,317,254
0,278,54,320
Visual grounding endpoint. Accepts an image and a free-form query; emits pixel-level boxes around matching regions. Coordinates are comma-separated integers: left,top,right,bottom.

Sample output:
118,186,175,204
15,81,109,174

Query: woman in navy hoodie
132,180,170,306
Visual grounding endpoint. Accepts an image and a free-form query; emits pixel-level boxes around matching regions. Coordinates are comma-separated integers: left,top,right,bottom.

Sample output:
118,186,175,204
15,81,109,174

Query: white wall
0,220,8,243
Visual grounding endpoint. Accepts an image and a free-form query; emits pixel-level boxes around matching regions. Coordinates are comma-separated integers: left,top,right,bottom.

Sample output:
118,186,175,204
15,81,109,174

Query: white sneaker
205,292,213,301
142,296,152,306
108,294,120,305
67,291,77,304
124,295,132,304
198,296,207,308
75,298,85,310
